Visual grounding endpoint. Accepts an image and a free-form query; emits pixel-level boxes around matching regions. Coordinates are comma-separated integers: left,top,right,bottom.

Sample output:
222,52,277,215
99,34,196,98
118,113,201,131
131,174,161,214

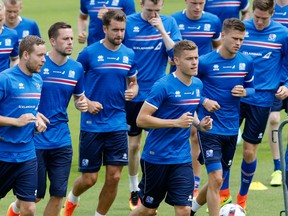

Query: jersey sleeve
212,17,222,41
145,79,167,110
73,64,85,96
123,0,136,15
240,0,250,11
0,73,10,101
10,34,19,58
80,0,88,15
77,48,89,73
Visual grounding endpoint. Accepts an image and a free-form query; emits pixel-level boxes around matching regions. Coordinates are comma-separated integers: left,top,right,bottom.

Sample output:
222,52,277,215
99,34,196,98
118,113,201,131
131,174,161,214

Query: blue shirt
123,13,182,101
240,19,288,107
0,66,42,162
34,55,85,149
77,40,137,132
0,27,19,72
197,50,254,135
204,0,249,23
142,73,203,164
80,0,135,45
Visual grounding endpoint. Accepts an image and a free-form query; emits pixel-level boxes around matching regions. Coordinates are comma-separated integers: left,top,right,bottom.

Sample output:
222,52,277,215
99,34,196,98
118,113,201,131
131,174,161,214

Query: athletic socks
67,191,80,204
239,159,257,196
129,173,139,192
194,176,200,189
274,159,281,171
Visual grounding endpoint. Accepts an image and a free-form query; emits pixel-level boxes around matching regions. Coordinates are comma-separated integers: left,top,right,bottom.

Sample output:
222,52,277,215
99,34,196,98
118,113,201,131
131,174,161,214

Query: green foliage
1,0,287,215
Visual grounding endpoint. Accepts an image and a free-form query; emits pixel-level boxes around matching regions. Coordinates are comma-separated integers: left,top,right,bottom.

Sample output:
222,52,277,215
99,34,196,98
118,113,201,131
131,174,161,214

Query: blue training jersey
204,0,249,23
80,0,135,45
240,19,288,107
0,27,19,72
78,40,137,132
123,12,182,101
4,16,41,41
197,50,254,135
142,73,203,164
0,65,42,162
171,10,221,56
34,55,85,149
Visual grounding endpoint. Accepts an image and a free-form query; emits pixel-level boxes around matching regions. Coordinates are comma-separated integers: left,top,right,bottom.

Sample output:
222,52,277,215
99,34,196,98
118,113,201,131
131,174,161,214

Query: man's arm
78,13,88,44
125,75,139,101
0,113,36,127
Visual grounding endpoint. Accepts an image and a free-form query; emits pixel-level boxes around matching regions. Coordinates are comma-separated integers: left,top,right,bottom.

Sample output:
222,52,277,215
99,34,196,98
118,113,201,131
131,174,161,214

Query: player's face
175,49,199,77
221,29,245,55
104,19,125,46
26,44,46,74
0,9,5,28
52,28,73,56
185,0,205,20
5,2,21,26
253,8,272,30
140,0,163,21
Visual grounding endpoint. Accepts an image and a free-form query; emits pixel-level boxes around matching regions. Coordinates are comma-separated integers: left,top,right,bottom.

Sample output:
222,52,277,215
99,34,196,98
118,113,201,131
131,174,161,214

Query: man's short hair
48,22,72,39
252,0,274,15
102,10,126,27
173,40,198,58
222,18,246,33
141,0,164,4
19,35,45,58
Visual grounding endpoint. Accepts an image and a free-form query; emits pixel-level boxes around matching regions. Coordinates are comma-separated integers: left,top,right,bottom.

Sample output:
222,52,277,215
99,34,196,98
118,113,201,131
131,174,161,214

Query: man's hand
35,112,50,133
125,82,138,101
176,112,193,128
231,85,246,97
199,116,213,131
275,85,288,100
203,99,220,112
75,95,88,112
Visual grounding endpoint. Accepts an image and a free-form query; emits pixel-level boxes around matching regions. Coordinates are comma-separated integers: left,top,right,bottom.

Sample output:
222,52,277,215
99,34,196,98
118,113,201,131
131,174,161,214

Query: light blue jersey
5,16,41,41
80,0,135,45
0,66,42,162
141,73,203,164
171,10,221,56
123,13,182,101
197,50,254,135
0,27,19,72
204,0,249,23
34,55,85,149
240,19,288,107
78,40,137,132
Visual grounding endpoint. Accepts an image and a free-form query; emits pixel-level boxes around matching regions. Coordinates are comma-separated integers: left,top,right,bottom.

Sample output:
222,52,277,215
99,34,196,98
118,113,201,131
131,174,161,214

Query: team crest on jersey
68,70,75,78
239,63,246,70
175,90,181,97
98,55,104,62
5,39,11,46
19,83,24,89
112,0,119,6
196,89,200,97
204,24,211,31
89,0,95,5
22,30,29,38
179,24,185,30
123,56,129,63
133,26,140,32
43,68,49,74
268,34,276,42
35,82,41,91
213,64,219,71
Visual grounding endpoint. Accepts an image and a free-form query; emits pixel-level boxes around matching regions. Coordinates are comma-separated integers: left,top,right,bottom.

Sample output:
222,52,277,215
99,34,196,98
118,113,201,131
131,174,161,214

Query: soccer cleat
190,209,196,216
237,193,247,210
193,188,199,200
129,191,141,211
206,195,232,213
6,203,20,216
270,170,282,186
60,199,78,216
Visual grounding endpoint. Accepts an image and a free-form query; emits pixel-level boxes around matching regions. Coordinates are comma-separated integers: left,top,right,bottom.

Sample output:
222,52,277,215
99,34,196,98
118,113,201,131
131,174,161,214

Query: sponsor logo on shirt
175,90,181,97
154,42,162,50
43,68,49,74
90,0,95,5
263,52,272,59
98,55,104,62
179,24,185,30
213,64,219,71
19,83,24,89
133,26,140,32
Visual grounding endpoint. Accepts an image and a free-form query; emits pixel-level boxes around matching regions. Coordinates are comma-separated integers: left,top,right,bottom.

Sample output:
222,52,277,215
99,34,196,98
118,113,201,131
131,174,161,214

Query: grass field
1,0,288,215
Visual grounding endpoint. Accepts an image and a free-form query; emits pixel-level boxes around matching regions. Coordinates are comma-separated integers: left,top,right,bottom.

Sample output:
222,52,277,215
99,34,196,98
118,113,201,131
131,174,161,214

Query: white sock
95,211,106,216
191,199,202,212
67,191,80,204
12,202,20,214
129,173,139,192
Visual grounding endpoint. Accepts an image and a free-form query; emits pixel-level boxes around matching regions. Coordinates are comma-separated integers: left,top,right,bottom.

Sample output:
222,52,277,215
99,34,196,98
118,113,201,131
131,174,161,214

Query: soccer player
204,0,250,24
2,35,47,216
190,18,254,216
33,22,88,216
0,1,19,72
62,10,138,216
219,0,288,210
78,0,135,45
170,0,222,198
266,0,288,187
123,0,182,210
4,0,41,41
130,39,213,216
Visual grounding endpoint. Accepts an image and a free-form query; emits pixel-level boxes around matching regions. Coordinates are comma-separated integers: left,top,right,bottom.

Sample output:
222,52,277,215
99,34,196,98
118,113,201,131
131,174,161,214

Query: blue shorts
271,96,288,113
125,101,144,136
198,131,237,173
0,158,37,202
36,146,72,198
79,130,128,173
240,102,271,144
138,159,194,208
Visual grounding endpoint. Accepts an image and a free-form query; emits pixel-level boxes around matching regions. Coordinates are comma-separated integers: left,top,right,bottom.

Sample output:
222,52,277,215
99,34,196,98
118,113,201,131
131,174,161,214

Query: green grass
1,0,287,215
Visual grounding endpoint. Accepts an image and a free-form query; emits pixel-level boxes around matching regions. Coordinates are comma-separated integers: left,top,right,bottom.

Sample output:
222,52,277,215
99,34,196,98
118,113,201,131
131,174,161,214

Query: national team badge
268,34,276,41
239,63,246,70
123,56,129,63
68,70,75,78
204,24,211,31
5,39,11,46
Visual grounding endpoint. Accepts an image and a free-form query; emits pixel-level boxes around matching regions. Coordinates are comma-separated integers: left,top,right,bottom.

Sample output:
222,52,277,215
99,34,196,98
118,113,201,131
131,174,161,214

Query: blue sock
239,159,257,196
194,176,200,189
221,169,230,190
274,159,281,171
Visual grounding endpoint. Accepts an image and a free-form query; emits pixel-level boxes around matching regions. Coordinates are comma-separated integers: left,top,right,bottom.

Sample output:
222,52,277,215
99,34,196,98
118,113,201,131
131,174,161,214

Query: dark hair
48,22,72,39
173,40,198,57
222,18,246,33
102,10,126,27
141,0,164,4
19,35,45,58
252,0,274,15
